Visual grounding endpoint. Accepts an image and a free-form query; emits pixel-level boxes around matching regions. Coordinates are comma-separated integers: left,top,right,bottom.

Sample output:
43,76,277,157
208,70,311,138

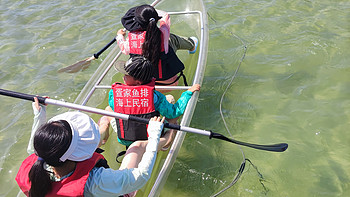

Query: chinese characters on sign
114,87,151,108
130,31,145,49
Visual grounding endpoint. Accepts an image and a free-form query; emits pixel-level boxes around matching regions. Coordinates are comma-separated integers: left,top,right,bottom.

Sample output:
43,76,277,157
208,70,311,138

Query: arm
120,117,164,192
27,97,47,154
84,117,164,196
154,84,201,119
108,89,115,111
157,10,170,54
116,29,130,55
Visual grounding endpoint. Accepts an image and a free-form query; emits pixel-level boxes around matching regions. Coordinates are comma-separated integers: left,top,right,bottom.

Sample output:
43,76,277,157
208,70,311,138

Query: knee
126,141,147,154
105,106,113,112
165,117,179,124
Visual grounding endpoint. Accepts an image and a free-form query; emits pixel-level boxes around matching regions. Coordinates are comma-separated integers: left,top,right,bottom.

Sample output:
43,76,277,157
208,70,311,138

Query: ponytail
142,19,161,67
134,5,162,68
28,159,51,197
28,120,72,196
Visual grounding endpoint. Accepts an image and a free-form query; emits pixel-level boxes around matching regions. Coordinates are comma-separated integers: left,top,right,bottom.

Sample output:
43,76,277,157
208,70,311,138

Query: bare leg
118,140,149,197
160,118,178,151
159,95,179,151
119,140,148,170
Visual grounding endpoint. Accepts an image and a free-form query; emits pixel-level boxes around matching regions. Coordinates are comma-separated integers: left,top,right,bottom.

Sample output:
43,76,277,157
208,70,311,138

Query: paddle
0,89,288,152
58,38,116,73
58,0,162,73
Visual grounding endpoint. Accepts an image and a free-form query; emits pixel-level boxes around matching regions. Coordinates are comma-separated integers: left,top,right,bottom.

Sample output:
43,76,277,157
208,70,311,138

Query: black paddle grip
0,89,46,104
128,115,181,130
128,115,149,124
93,38,116,59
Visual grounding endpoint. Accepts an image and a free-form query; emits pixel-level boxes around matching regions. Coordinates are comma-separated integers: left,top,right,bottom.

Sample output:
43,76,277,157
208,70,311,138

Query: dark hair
28,120,72,197
135,5,162,68
126,56,154,84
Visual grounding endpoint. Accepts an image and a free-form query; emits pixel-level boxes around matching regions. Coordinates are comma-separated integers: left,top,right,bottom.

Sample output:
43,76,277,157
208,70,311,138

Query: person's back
99,56,200,149
116,4,198,86
111,79,160,142
16,97,165,197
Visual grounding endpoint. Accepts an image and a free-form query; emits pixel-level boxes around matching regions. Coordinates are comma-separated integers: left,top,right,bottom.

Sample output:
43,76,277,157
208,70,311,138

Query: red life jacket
15,152,105,197
128,31,185,81
112,80,160,142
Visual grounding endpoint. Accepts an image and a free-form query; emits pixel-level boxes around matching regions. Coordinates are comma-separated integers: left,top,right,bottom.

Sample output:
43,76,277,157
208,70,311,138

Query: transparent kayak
74,0,209,196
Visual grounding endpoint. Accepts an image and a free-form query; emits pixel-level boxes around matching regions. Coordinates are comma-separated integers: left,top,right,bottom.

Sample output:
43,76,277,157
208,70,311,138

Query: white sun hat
49,112,100,162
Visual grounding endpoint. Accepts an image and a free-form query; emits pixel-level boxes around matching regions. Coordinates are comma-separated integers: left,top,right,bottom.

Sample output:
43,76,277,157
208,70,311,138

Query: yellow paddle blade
58,56,95,73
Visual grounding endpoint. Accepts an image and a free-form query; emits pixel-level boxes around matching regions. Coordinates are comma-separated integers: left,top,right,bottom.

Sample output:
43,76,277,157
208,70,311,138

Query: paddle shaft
0,88,288,152
93,38,116,59
0,89,206,136
92,0,161,59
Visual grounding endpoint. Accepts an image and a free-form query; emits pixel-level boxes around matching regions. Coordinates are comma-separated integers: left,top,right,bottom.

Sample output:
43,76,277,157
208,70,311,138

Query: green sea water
1,0,349,196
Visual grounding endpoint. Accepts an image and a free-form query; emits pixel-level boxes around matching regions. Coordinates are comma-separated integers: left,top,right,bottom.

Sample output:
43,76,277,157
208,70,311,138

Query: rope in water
211,31,247,197
207,12,267,196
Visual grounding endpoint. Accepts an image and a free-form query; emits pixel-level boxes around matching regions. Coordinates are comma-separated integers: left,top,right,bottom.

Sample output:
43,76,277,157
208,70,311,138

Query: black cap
115,56,154,83
121,5,161,32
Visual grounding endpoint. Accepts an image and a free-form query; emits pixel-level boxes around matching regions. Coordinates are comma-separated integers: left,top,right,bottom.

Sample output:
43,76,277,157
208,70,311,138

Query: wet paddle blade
58,56,95,73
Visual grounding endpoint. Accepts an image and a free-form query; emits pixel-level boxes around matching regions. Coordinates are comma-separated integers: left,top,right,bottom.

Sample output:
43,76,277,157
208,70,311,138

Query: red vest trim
118,118,125,139
16,153,105,197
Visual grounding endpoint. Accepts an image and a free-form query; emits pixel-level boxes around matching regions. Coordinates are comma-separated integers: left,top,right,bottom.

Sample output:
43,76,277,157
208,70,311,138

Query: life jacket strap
115,151,126,163
115,145,129,163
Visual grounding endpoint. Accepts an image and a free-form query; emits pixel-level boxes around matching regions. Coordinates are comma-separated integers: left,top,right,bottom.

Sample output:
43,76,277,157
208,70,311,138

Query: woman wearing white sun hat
15,97,164,197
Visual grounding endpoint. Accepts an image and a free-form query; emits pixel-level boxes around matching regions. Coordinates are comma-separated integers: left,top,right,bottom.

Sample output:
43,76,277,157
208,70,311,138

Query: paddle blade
211,132,288,152
58,56,95,73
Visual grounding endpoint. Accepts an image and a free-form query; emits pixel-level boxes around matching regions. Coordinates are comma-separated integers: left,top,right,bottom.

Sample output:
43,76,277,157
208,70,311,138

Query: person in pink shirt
116,4,198,87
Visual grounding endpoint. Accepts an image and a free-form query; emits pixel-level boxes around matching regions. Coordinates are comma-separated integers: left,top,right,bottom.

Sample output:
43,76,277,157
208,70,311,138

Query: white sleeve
27,103,47,154
84,122,163,196
84,139,159,196
116,34,130,55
